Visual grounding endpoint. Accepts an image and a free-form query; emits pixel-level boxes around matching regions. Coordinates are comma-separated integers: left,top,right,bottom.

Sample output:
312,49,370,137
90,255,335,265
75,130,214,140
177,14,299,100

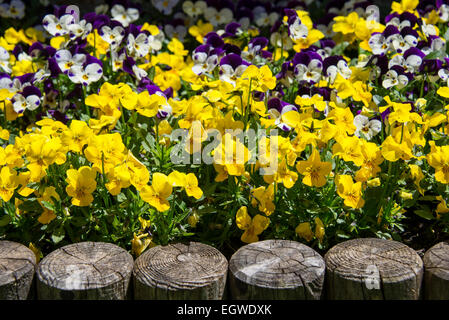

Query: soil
399,214,449,258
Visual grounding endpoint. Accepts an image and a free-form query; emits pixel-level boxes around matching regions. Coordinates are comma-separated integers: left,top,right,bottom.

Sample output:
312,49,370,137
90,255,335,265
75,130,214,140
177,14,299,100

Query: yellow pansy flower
391,0,419,14
295,222,314,242
25,135,67,182
188,20,213,43
106,164,131,196
250,184,275,216
131,233,152,257
37,209,57,225
296,148,332,188
61,120,93,153
140,173,173,212
65,166,97,207
136,91,165,118
436,196,449,218
84,133,126,173
314,217,325,243
336,175,365,209
168,170,203,199
0,166,18,202
409,164,425,195
427,145,449,184
332,136,364,167
28,243,41,263
236,206,270,243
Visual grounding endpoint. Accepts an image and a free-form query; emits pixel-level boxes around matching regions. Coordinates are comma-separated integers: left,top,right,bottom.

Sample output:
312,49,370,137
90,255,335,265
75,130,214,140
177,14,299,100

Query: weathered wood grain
0,241,36,300
423,241,449,300
36,241,134,300
228,239,325,300
325,238,423,300
133,242,228,300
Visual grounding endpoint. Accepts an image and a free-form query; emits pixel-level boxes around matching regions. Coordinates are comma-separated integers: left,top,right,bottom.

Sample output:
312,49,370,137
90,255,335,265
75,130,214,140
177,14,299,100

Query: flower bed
0,0,448,262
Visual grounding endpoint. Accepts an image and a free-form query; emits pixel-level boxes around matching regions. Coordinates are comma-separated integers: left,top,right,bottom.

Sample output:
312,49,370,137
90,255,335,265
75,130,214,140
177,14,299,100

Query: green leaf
79,113,90,122
40,200,55,212
70,216,87,227
182,232,195,237
424,51,444,60
19,200,43,214
174,210,191,224
0,214,11,227
336,230,350,239
51,228,65,244
148,66,156,81
414,209,434,220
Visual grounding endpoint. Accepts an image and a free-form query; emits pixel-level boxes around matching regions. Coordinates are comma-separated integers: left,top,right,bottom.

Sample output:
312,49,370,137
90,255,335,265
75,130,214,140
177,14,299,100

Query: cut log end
229,239,326,300
423,241,449,300
0,240,36,300
36,241,133,300
133,241,228,300
325,238,423,300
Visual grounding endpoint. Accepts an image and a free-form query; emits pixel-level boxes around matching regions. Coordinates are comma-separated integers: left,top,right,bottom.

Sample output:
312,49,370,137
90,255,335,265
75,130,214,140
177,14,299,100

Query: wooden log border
0,240,36,300
2,238,449,300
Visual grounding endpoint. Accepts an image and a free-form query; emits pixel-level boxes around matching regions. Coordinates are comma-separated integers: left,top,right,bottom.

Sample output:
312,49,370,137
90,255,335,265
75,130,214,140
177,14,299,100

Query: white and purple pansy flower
111,4,139,27
353,114,382,140
111,49,126,72
235,7,253,30
152,0,179,15
242,37,269,62
164,19,187,41
100,25,125,49
390,27,419,54
67,55,103,86
54,49,86,74
368,32,389,56
323,55,352,83
182,1,207,18
219,53,250,86
0,46,11,73
288,16,308,42
122,56,147,81
292,51,323,84
382,65,410,89
419,34,446,56
68,64,103,86
317,39,336,59
276,61,295,87
1,73,34,93
127,32,151,58
204,6,234,26
12,85,42,114
42,13,76,37
438,59,449,85
388,47,425,74
192,44,219,75
221,22,242,38
67,18,92,41
403,47,426,73
438,3,449,22
385,11,418,30
0,0,26,19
